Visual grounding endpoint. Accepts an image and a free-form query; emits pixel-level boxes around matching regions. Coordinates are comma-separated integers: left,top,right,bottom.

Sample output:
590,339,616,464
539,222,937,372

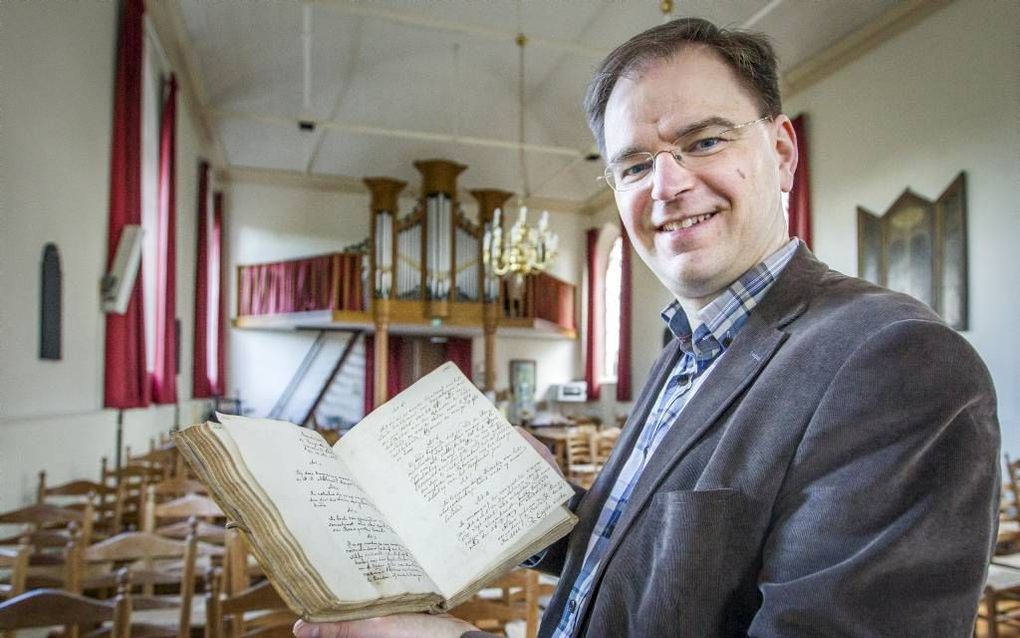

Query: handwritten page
337,363,574,599
216,415,438,601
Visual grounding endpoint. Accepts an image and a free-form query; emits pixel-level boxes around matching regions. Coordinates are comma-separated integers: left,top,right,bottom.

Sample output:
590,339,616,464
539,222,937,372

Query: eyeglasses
600,116,771,192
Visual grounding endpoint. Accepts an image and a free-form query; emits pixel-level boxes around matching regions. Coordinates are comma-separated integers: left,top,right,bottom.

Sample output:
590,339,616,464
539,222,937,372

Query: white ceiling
172,0,905,206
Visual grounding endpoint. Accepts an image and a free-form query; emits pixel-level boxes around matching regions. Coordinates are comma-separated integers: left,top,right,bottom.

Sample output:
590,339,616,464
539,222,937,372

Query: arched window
586,224,630,400
602,236,623,382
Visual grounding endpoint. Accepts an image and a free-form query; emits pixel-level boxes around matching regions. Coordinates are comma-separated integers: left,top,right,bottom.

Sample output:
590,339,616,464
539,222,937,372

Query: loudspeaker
101,224,143,314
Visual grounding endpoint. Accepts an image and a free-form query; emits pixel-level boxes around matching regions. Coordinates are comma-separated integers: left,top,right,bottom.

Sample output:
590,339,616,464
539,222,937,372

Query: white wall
784,0,1020,453
226,182,375,416
0,4,211,511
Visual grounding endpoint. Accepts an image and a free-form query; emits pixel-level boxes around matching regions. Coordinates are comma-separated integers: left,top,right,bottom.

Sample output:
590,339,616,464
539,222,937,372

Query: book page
215,415,438,602
336,363,574,599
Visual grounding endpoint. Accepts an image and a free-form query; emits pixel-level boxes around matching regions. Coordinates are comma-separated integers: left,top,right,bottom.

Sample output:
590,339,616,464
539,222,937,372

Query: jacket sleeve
749,318,1000,637
521,483,588,577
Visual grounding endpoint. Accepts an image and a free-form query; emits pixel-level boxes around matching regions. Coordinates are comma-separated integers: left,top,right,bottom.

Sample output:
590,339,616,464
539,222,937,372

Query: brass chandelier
482,28,559,281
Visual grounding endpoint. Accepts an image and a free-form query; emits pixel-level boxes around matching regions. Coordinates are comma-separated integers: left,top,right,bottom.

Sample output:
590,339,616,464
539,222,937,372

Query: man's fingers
293,614,476,638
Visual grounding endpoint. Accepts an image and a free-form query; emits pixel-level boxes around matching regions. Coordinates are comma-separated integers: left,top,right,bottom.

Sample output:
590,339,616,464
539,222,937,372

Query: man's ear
772,115,798,193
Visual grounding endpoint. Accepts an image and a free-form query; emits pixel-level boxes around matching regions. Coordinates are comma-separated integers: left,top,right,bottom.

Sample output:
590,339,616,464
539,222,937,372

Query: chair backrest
450,569,540,638
205,567,296,638
144,490,224,535
69,521,206,638
592,428,621,466
0,570,131,638
564,428,594,467
0,501,93,548
102,457,164,533
0,543,29,600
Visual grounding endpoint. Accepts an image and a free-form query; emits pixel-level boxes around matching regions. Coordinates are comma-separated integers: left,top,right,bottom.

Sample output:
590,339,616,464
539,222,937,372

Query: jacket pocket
595,488,751,636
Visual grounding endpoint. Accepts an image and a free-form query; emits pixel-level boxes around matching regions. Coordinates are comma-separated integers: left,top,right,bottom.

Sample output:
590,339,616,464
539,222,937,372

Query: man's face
603,46,797,307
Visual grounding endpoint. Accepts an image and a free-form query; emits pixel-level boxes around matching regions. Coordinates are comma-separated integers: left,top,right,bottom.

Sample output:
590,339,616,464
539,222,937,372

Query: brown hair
584,17,782,154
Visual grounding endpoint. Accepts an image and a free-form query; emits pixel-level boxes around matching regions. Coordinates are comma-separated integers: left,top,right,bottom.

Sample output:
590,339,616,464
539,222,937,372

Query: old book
174,362,576,622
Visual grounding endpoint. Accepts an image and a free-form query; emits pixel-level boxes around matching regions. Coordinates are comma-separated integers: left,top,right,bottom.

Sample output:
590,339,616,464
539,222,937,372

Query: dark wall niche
40,243,62,360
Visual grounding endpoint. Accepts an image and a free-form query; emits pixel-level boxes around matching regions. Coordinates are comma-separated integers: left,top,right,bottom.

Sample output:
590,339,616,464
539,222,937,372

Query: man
295,17,999,638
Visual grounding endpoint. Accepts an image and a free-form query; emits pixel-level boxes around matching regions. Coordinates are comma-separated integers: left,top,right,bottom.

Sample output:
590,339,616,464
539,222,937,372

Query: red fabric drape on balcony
237,254,364,316
152,75,178,404
445,338,473,380
585,228,601,402
789,114,813,249
616,228,633,402
104,0,148,409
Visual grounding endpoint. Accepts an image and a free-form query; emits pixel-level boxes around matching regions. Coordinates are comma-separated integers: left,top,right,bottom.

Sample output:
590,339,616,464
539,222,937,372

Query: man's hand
515,426,563,477
293,614,478,638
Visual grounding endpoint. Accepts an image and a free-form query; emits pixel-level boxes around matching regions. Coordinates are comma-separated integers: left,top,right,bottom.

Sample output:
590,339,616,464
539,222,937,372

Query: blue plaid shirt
550,239,798,637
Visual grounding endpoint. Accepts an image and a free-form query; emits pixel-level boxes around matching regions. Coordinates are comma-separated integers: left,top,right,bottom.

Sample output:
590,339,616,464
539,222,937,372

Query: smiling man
295,17,999,638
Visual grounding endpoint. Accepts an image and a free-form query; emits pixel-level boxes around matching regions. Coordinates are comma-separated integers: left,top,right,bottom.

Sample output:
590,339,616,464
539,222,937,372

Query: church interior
1,0,1018,634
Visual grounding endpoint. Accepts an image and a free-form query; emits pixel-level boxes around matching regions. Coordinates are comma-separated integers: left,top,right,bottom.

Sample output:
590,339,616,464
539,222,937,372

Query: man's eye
688,136,725,154
619,160,652,180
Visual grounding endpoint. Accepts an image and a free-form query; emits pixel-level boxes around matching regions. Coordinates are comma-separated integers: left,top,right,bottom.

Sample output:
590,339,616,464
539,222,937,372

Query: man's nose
649,151,695,202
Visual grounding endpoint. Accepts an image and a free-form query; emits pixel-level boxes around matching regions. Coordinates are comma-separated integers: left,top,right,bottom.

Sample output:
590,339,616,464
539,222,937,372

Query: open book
174,362,576,622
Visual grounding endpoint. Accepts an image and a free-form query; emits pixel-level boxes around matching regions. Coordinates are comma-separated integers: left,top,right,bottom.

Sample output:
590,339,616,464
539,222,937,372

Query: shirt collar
660,239,799,359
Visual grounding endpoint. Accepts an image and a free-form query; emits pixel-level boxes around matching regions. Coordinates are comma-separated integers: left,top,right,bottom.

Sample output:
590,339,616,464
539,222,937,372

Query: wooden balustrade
501,272,577,332
236,252,365,317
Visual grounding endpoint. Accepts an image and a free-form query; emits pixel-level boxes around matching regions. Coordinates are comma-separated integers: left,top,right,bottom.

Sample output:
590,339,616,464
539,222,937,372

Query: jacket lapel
563,340,683,570
575,244,826,618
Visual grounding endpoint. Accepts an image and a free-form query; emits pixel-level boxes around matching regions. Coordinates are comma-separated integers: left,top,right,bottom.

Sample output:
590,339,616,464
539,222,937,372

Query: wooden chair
450,569,541,638
102,457,165,532
205,567,296,638
592,427,621,470
564,428,598,488
144,489,226,545
0,569,132,638
0,542,29,601
0,502,92,545
976,562,1020,638
37,471,117,539
68,519,217,638
997,479,1020,555
0,503,95,589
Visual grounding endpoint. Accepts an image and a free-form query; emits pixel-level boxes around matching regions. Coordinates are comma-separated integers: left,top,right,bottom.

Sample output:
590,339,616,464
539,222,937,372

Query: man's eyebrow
670,116,737,141
608,116,738,164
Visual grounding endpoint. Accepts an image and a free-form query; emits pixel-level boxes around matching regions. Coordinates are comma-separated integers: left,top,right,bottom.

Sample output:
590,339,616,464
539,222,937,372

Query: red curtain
615,228,633,402
212,192,226,395
104,0,148,409
789,114,813,249
363,334,375,415
237,253,364,316
445,338,473,380
192,162,214,398
152,75,178,404
386,336,405,399
584,228,601,401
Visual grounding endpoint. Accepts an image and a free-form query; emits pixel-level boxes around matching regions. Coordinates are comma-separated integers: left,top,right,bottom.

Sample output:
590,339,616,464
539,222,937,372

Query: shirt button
568,599,578,612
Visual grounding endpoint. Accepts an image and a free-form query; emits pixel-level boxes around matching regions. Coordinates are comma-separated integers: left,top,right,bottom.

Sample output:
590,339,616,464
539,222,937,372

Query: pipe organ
395,213,422,300
235,159,574,405
415,160,466,318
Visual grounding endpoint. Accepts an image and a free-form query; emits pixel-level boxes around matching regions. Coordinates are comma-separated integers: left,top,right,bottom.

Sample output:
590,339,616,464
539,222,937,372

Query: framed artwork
857,172,967,330
509,359,537,421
